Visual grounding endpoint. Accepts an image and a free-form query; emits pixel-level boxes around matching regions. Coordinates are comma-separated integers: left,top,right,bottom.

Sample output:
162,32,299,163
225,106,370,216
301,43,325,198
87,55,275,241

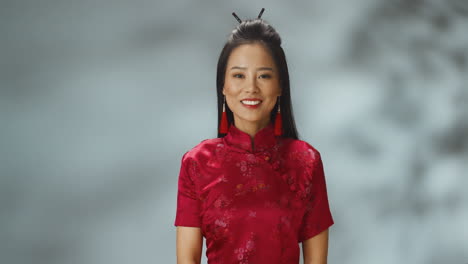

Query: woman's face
223,43,282,129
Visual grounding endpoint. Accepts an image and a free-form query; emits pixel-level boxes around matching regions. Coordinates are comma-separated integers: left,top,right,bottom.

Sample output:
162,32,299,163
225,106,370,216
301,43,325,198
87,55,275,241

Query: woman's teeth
241,100,262,105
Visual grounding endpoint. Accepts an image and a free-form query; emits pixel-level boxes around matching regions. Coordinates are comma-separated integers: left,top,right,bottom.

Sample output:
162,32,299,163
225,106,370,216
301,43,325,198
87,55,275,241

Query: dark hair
216,18,299,139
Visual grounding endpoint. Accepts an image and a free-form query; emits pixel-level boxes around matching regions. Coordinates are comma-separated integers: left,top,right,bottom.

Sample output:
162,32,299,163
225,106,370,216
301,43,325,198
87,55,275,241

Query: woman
174,8,334,264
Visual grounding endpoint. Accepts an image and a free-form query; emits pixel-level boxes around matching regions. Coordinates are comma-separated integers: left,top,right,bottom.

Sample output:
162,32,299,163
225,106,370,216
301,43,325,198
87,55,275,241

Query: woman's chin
235,115,270,124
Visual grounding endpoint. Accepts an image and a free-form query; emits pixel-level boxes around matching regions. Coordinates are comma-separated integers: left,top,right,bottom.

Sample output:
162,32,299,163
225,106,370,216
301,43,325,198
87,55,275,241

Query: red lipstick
240,98,263,109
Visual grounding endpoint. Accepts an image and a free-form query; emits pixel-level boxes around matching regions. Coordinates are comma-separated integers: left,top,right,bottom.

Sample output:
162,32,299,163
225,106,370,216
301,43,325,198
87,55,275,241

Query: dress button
264,156,270,161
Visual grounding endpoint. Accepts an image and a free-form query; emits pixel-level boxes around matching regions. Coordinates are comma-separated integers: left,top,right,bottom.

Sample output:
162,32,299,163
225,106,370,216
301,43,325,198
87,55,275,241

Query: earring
274,96,283,136
219,95,229,134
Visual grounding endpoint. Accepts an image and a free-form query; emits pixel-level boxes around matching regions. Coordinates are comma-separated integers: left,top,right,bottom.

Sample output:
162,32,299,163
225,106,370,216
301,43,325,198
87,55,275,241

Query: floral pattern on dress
213,141,235,163
274,145,322,202
233,180,270,197
203,205,237,243
236,159,254,178
234,231,258,264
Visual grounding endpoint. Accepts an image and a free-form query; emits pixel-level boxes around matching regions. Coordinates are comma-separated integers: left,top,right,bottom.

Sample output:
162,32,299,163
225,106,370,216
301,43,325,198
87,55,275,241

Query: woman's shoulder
280,138,322,160
180,137,223,162
278,138,325,201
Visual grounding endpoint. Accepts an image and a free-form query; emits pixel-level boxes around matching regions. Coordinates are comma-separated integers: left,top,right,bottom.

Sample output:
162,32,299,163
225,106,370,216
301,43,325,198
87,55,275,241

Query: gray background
1,0,467,263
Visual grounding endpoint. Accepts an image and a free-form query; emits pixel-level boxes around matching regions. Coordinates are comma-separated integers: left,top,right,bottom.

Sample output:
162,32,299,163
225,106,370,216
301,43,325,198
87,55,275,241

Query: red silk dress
174,121,334,264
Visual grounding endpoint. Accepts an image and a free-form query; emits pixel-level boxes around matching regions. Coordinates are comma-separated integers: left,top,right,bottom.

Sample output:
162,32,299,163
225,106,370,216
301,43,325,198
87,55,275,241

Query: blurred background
1,0,467,263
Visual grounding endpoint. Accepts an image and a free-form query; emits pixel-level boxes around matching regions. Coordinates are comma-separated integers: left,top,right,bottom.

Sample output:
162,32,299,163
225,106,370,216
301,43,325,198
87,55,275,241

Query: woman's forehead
227,44,276,69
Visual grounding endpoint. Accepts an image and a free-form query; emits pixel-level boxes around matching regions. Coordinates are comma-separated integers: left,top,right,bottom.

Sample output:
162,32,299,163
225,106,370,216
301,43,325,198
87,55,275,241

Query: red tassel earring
219,95,229,134
274,96,283,136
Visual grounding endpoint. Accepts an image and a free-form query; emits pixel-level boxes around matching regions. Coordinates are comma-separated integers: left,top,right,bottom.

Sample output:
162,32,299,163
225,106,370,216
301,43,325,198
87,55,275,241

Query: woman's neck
233,118,270,140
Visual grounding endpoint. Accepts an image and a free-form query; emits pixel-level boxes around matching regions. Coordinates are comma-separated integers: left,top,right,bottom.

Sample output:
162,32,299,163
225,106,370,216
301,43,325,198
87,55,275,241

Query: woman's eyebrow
230,66,274,71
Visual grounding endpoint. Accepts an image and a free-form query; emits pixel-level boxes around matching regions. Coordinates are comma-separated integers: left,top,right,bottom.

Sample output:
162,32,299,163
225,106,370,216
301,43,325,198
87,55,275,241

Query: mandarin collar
223,122,278,153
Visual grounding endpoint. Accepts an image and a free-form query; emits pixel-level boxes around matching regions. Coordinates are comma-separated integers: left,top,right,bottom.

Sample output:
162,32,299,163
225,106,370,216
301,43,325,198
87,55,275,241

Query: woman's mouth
241,100,262,109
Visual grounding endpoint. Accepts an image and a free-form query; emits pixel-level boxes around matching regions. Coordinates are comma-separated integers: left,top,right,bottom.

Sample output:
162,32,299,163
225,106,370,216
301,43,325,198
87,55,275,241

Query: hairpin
257,8,265,19
232,8,265,24
232,12,242,23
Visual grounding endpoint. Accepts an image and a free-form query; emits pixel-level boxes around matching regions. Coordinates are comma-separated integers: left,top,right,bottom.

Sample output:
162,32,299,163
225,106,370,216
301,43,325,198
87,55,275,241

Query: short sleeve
174,152,202,227
298,151,334,242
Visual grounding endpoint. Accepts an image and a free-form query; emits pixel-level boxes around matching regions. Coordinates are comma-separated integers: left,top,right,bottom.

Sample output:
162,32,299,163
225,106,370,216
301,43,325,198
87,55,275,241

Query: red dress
174,121,334,264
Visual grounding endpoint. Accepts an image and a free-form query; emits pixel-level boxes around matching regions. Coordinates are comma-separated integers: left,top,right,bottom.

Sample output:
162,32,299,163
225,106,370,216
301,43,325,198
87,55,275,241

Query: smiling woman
175,8,334,264
223,43,282,135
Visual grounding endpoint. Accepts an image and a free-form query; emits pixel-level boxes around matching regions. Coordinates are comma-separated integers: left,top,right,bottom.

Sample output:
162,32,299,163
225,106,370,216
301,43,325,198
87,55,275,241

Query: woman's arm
176,226,203,264
301,228,330,264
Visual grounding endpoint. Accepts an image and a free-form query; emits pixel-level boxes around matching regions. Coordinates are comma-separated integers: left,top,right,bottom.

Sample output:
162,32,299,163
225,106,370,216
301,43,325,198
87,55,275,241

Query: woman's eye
233,74,271,79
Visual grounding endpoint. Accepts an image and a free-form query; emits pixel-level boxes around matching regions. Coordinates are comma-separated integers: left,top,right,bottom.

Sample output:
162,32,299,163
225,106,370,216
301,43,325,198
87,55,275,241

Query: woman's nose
244,76,260,92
